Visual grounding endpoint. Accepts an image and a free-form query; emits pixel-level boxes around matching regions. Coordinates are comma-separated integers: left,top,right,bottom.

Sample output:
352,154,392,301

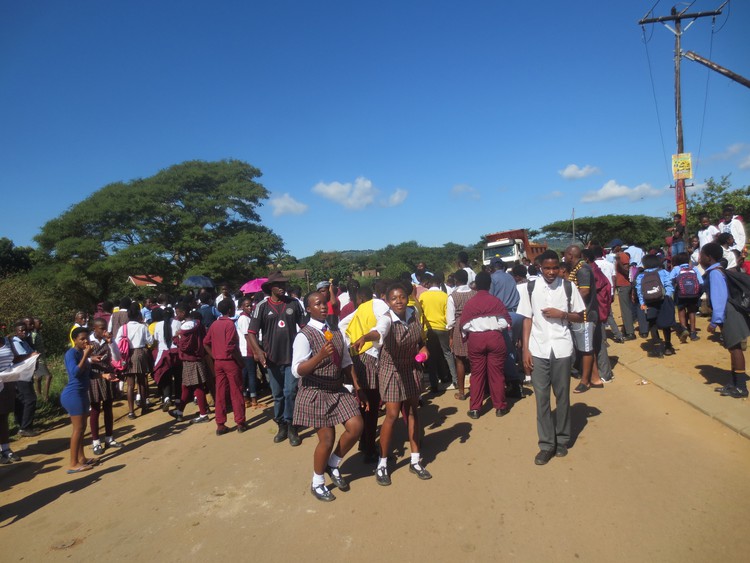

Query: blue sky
1,0,748,259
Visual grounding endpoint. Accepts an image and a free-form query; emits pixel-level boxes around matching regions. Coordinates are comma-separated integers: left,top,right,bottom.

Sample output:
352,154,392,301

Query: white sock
411,453,421,465
92,439,101,446
328,453,342,468
378,457,388,469
312,472,325,487
136,393,141,402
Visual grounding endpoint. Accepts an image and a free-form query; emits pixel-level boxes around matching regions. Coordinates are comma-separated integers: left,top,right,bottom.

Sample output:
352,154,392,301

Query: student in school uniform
204,299,247,435
517,250,585,465
339,281,390,463
376,283,432,486
236,296,259,408
11,321,39,437
87,319,124,455
419,273,457,392
115,303,154,419
169,305,211,424
152,307,182,412
292,292,365,502
701,242,750,398
446,269,476,401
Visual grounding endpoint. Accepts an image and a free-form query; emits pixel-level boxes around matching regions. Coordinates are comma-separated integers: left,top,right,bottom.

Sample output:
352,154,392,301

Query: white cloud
385,188,408,207
581,180,666,203
312,177,377,210
450,183,480,200
558,164,600,180
269,193,308,217
713,143,749,160
543,190,564,200
740,154,750,170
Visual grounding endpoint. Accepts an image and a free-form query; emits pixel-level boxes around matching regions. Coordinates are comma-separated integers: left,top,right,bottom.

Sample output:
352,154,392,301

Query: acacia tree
540,215,668,249
34,160,285,304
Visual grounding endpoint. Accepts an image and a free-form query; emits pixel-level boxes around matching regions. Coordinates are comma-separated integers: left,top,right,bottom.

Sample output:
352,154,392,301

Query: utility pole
638,2,727,229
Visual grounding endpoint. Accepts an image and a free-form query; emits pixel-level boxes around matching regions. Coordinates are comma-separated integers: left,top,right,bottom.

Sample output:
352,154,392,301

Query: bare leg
580,352,595,386
404,398,421,454
69,414,90,470
455,356,467,398
314,427,335,475
333,415,363,458
126,376,135,413
43,376,52,402
379,402,401,459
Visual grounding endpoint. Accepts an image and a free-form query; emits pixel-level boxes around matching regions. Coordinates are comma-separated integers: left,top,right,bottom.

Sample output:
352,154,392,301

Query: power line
695,15,716,178
641,26,673,186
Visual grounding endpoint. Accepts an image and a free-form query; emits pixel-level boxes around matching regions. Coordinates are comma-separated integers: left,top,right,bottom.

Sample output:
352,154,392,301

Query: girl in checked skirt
292,292,364,502
375,282,432,486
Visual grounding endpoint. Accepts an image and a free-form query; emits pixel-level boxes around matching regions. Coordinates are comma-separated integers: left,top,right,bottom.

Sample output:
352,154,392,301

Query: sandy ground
2,308,749,562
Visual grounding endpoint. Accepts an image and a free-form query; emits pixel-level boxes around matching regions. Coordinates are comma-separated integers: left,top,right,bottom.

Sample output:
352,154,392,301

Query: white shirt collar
388,307,414,324
307,318,327,331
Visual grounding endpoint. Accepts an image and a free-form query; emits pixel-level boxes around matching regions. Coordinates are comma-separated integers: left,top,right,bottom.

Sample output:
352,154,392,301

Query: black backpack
641,269,665,305
724,269,750,315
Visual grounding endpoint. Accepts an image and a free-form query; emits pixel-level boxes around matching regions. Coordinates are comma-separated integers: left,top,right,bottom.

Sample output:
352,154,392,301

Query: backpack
641,270,665,305
675,267,701,299
724,269,750,315
589,262,612,322
527,279,573,318
117,322,131,366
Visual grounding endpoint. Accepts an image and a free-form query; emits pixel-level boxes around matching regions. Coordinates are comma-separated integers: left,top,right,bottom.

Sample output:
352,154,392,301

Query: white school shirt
115,321,154,348
338,299,390,360
153,319,181,364
516,277,585,359
236,313,252,357
595,258,616,296
291,318,353,378
697,225,719,249
463,267,476,286
718,216,746,251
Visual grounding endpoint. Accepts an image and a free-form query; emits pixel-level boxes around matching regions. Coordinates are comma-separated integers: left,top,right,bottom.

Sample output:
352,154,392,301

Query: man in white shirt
517,250,585,466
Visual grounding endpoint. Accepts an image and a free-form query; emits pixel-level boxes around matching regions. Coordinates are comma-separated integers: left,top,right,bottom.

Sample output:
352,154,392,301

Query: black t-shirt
570,262,599,322
248,296,305,365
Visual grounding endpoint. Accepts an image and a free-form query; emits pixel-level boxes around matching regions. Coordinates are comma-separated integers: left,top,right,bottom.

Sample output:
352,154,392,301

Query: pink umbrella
240,277,268,294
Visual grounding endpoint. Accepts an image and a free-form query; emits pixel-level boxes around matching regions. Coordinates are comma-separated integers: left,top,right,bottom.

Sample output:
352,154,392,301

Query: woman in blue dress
61,327,97,473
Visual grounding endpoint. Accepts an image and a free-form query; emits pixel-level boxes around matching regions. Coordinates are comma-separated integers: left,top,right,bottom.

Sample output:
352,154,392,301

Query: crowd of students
0,206,747,499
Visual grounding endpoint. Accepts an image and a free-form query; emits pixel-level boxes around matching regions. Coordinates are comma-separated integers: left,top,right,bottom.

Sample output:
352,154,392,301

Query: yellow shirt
418,288,448,331
345,301,377,355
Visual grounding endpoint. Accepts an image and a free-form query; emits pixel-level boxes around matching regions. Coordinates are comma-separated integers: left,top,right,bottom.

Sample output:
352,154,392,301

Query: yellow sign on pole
672,153,692,180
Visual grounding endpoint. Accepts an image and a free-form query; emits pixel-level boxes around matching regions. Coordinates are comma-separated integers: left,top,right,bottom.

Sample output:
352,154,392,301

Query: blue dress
61,347,91,416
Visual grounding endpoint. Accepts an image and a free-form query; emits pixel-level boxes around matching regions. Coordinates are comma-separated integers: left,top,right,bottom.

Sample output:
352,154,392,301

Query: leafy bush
0,273,77,354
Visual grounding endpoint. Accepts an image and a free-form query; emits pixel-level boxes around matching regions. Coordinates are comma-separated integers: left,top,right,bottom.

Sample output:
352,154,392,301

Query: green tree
33,160,285,303
0,238,32,277
299,251,355,283
686,175,750,232
540,214,668,249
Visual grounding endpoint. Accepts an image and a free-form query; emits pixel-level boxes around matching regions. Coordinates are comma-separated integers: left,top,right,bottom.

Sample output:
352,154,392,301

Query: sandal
573,383,589,394
454,391,467,401
66,465,93,474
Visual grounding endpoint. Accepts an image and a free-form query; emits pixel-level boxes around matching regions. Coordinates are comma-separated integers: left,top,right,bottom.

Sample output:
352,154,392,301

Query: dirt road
2,318,749,562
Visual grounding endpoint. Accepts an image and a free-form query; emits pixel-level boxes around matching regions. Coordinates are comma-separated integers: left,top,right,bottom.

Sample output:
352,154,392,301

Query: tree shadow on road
0,464,125,528
695,364,731,387
568,403,602,448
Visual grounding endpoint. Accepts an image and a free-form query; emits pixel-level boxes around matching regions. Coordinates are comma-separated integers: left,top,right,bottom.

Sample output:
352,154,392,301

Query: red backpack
589,262,612,322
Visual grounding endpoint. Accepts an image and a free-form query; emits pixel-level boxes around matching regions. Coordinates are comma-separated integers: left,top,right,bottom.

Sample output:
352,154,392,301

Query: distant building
128,275,163,287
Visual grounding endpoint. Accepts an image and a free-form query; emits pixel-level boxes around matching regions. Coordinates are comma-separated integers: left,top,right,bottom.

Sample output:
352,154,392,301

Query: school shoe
1,450,22,463
467,410,480,419
106,440,124,449
721,386,749,399
664,346,676,356
310,483,336,502
678,331,689,344
506,381,523,399
92,443,105,455
288,425,302,447
496,407,510,417
690,332,699,341
161,398,171,412
215,425,232,436
168,410,184,422
534,449,555,466
18,428,39,438
555,445,569,458
624,334,637,341
273,422,288,443
191,415,209,424
409,463,432,480
326,466,350,491
375,466,391,486
715,384,735,393
613,336,625,344
127,412,137,420
236,422,249,434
